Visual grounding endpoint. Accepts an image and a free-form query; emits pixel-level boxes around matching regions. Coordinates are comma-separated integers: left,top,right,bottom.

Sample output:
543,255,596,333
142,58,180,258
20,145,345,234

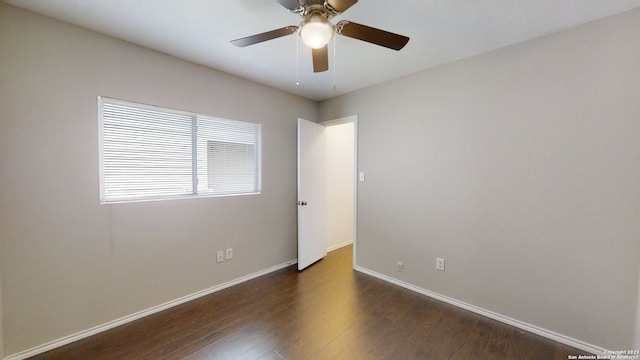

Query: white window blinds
99,97,261,203
197,115,261,196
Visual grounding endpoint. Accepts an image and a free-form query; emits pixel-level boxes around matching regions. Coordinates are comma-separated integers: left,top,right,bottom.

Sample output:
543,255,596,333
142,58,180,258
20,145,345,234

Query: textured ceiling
6,0,640,100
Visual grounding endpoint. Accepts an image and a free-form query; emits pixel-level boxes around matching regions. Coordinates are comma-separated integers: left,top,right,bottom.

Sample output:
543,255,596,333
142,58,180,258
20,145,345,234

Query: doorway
322,116,357,267
297,116,358,270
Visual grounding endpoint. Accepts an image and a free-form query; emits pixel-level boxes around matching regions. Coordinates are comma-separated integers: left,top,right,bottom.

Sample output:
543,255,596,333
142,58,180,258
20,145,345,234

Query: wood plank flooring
29,246,593,359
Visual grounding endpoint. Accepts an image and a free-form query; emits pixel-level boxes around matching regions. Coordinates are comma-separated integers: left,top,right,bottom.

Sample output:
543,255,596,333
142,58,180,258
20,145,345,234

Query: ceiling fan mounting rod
288,0,340,19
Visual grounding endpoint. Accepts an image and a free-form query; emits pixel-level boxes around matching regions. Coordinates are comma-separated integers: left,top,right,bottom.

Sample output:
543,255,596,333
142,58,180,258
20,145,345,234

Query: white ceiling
6,0,640,101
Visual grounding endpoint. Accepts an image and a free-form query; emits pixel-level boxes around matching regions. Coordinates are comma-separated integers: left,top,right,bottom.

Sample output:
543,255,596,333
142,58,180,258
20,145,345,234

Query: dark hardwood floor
30,245,592,359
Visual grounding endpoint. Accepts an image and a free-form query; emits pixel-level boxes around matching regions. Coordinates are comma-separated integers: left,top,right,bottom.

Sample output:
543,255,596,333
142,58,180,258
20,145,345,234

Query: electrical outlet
436,257,445,271
225,248,233,260
396,260,404,272
216,250,224,263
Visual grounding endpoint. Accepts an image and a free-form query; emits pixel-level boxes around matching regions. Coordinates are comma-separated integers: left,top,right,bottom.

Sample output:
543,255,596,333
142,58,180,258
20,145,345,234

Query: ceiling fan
230,0,410,73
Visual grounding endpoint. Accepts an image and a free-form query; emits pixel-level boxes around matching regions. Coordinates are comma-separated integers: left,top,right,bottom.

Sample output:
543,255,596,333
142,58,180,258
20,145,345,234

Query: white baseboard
7,259,606,359
4,259,298,360
354,265,608,356
327,239,353,252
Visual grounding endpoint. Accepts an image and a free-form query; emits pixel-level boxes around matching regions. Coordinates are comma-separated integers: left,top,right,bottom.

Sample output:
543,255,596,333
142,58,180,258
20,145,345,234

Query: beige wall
325,122,355,250
0,4,316,355
319,8,640,350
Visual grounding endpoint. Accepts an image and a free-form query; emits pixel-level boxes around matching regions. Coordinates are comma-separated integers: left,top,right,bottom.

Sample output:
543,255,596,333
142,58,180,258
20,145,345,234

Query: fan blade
230,26,298,47
327,0,358,13
312,46,329,73
336,21,409,50
277,0,301,10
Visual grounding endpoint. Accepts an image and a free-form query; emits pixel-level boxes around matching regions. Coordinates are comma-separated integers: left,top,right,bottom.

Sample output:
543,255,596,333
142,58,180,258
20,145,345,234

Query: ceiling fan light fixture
300,13,334,49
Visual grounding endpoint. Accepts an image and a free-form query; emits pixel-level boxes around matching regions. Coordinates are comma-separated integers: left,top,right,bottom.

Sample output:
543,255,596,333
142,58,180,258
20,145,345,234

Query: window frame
98,97,261,204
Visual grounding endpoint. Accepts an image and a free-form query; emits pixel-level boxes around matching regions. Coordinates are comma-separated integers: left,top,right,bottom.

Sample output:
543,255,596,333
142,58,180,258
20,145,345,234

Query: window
99,97,261,203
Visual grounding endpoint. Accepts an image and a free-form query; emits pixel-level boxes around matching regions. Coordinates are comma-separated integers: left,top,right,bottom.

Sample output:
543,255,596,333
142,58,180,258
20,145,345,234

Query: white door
297,118,327,270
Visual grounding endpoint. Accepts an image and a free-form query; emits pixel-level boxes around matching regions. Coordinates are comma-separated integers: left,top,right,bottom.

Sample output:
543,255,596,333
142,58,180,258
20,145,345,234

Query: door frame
320,115,358,269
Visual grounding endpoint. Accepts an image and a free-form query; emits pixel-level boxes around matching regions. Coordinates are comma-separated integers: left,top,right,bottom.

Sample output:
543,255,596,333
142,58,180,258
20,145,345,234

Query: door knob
297,201,308,206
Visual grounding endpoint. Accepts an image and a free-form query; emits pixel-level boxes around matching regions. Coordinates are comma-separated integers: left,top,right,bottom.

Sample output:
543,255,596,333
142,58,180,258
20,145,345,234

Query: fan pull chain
332,37,337,95
295,31,300,87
